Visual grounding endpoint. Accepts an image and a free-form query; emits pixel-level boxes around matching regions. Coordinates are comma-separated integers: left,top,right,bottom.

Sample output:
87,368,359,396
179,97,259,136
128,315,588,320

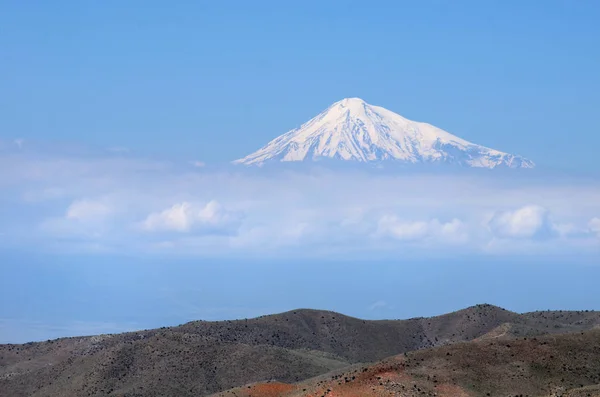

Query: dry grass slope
214,330,600,397
1,305,599,397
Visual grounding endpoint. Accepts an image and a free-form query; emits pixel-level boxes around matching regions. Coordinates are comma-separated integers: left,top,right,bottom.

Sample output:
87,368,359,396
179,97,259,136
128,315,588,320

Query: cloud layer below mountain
1,144,599,259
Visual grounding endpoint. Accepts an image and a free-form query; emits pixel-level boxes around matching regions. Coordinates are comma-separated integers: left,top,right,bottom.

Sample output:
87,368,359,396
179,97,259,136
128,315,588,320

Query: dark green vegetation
1,304,599,396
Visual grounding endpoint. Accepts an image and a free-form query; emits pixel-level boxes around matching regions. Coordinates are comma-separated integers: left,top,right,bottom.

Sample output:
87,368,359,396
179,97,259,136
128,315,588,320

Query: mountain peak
334,97,367,106
233,99,534,168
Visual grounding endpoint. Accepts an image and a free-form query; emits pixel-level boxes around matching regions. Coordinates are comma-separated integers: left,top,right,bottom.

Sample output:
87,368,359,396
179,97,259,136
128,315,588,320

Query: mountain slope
214,329,600,397
234,98,534,168
2,305,599,397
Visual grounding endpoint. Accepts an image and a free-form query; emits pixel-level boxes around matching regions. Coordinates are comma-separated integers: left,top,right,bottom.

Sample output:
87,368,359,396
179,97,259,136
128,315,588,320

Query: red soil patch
247,382,296,397
300,361,413,397
223,358,473,397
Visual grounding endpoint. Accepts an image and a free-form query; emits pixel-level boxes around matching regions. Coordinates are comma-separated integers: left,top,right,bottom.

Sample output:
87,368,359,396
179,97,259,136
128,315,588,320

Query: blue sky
1,1,600,343
2,1,600,170
3,254,600,343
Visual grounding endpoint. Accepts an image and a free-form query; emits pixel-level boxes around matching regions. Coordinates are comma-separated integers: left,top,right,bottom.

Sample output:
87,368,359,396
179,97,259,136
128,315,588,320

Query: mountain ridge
234,98,534,169
2,304,600,396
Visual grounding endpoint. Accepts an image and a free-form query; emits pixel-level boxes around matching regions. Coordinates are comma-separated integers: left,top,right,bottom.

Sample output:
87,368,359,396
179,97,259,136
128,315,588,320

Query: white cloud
198,200,233,225
487,205,553,239
376,216,467,244
377,216,429,241
143,202,193,232
38,199,114,241
589,217,600,237
190,160,205,167
2,147,600,257
142,200,240,233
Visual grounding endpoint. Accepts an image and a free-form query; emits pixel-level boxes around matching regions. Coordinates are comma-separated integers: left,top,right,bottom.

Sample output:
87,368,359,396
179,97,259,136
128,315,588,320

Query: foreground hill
213,329,600,397
1,304,599,396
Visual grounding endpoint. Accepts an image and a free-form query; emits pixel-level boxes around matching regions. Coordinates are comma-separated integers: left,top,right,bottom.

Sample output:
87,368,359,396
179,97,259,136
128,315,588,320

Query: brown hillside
1,305,599,396
214,329,600,397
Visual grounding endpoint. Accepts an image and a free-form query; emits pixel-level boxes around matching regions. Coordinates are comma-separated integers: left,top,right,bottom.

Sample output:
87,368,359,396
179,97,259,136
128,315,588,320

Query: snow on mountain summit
233,98,534,168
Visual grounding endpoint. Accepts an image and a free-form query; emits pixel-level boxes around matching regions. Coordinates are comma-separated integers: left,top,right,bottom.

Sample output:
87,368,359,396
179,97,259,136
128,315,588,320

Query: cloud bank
142,201,241,233
1,145,599,258
487,205,553,239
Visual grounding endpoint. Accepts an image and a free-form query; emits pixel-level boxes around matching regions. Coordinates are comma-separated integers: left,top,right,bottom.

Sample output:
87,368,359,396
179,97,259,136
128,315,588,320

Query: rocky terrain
1,304,599,396
213,329,600,397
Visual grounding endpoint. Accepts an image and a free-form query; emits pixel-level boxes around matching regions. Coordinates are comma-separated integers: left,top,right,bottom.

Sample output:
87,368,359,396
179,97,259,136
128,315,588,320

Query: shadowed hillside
214,329,600,397
1,304,599,396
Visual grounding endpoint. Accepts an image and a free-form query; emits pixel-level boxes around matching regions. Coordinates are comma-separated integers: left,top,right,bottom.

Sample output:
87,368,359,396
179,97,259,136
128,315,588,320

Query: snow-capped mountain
233,98,534,168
